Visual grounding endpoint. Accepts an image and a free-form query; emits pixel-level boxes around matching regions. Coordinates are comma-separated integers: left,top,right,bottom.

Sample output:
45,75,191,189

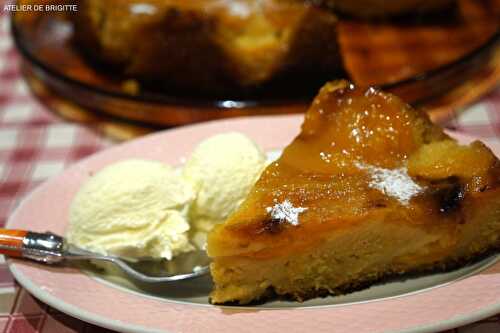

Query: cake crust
210,244,500,305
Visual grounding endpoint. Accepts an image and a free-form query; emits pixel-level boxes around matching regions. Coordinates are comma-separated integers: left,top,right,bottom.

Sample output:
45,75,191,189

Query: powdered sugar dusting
356,162,423,205
266,200,307,226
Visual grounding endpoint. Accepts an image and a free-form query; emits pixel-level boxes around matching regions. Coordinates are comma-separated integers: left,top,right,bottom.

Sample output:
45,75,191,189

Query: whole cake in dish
73,0,340,95
207,80,500,304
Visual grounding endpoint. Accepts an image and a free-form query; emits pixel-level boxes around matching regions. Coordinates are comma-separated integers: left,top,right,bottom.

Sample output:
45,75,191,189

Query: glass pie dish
11,0,500,127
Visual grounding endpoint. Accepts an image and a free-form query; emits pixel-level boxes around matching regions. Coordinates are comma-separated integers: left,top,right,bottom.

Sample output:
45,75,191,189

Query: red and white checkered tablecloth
0,4,500,333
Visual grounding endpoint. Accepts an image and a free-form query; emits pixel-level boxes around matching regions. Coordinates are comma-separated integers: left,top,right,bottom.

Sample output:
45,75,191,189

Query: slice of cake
207,80,500,304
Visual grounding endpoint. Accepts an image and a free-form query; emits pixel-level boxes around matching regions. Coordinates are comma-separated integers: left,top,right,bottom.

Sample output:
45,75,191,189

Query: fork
0,229,210,283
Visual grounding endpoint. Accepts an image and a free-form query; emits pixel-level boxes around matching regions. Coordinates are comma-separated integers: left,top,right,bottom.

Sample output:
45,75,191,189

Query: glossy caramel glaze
207,80,500,258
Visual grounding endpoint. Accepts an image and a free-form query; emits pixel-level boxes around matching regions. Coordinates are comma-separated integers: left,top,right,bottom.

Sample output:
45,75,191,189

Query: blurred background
9,0,500,138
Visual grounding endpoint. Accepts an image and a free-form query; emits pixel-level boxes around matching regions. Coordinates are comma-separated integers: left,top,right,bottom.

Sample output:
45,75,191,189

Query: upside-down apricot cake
207,80,500,304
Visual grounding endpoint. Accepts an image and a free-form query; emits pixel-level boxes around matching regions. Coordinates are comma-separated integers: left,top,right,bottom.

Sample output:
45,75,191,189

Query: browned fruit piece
72,0,340,94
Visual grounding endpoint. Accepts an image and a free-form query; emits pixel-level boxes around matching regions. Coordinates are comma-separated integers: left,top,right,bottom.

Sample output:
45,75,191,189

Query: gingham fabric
0,4,499,333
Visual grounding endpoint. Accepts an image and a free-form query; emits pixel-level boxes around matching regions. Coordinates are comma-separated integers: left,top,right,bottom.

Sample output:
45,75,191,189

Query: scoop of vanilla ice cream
66,159,195,260
182,133,266,247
